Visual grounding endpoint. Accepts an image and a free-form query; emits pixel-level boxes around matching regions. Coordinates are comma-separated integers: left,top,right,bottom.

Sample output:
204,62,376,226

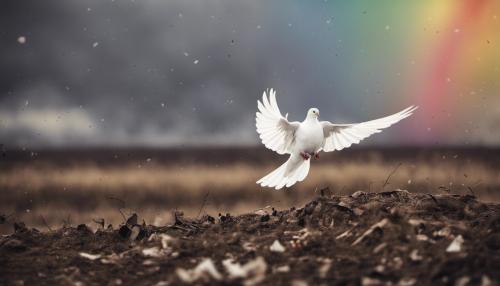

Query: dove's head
307,108,320,119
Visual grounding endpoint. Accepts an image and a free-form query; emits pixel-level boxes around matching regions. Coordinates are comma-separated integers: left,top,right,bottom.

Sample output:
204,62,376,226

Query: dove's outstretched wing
321,106,418,152
256,89,300,154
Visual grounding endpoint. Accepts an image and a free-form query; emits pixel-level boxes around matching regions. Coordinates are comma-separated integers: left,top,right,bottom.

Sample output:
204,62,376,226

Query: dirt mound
1,190,499,285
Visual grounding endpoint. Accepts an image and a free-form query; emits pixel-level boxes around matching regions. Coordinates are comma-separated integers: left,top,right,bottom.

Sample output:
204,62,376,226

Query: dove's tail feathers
257,154,310,190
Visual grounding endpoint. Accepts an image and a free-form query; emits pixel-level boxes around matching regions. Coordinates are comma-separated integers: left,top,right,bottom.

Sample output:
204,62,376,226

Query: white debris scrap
176,258,222,283
446,235,464,252
146,233,175,254
142,247,164,258
100,253,121,264
433,227,451,238
79,252,101,260
399,277,417,286
275,265,290,273
270,240,285,252
153,234,174,249
318,258,332,278
223,256,267,285
409,249,423,261
352,218,389,246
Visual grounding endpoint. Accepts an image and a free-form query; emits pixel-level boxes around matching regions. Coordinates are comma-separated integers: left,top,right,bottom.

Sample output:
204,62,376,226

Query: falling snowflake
92,42,99,48
193,59,199,64
183,52,189,57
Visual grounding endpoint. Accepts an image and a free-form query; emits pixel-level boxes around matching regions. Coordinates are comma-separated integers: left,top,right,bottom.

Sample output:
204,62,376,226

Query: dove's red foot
314,153,320,160
300,152,311,160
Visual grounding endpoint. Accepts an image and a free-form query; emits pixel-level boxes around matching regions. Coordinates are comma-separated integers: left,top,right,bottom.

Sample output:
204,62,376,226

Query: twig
62,214,72,227
106,196,127,221
40,215,53,232
197,191,211,218
381,163,402,190
466,186,475,196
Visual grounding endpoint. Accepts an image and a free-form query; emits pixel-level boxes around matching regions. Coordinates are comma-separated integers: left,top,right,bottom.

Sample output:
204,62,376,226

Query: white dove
256,89,417,189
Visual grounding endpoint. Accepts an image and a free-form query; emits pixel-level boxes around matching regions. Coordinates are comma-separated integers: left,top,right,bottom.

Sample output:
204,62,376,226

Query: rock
118,225,131,238
126,213,138,227
260,214,270,222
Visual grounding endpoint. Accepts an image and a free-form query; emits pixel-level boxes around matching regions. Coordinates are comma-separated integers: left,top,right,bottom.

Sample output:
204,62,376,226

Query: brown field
1,147,499,234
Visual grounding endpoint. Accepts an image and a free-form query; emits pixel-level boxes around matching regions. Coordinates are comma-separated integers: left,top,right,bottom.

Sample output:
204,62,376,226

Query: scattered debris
1,193,499,285
142,247,165,258
362,276,383,286
223,257,267,285
446,235,464,253
317,258,332,278
93,218,105,230
270,240,285,252
79,252,101,260
398,277,417,286
275,265,290,273
373,242,387,254
455,276,470,286
176,258,222,283
352,218,389,246
409,249,422,262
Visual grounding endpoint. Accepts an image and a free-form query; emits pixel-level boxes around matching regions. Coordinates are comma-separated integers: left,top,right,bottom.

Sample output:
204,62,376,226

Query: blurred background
1,0,499,233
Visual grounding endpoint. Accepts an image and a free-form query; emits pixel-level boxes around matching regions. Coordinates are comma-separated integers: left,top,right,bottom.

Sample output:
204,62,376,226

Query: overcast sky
1,0,499,147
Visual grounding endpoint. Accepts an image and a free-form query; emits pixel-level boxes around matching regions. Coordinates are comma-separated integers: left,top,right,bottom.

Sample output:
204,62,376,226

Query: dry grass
1,148,499,233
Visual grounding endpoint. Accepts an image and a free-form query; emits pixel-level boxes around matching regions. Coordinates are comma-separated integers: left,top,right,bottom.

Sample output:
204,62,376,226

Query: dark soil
1,190,499,286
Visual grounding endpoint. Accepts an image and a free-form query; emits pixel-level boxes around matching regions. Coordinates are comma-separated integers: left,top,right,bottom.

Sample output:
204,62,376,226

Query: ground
1,190,499,286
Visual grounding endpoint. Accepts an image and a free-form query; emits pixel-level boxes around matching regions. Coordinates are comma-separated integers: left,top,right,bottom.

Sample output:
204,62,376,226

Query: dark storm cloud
1,0,311,147
0,0,423,147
